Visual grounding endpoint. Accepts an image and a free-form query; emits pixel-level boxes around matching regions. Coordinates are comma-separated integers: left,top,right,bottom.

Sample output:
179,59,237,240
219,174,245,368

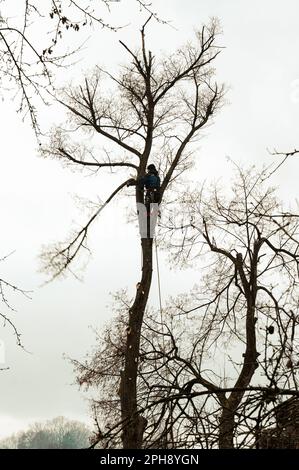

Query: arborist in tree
127,164,161,204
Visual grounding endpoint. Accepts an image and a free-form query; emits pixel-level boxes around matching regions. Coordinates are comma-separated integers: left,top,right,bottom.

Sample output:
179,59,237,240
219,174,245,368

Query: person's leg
137,202,148,238
149,202,159,237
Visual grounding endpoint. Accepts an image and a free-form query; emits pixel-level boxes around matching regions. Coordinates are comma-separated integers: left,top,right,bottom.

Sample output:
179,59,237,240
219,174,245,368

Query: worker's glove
126,178,136,187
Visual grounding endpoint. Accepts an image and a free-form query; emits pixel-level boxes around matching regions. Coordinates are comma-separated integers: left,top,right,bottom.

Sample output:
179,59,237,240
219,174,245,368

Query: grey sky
1,0,299,438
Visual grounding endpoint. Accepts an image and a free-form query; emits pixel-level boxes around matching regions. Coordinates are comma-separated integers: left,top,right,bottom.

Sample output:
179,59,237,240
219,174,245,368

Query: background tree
40,18,224,448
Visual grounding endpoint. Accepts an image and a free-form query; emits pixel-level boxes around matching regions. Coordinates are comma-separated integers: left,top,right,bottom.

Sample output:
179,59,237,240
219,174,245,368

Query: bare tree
41,18,224,448
0,1,165,131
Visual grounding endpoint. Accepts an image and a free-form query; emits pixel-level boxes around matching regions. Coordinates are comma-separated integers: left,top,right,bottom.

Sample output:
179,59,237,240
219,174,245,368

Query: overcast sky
1,0,299,439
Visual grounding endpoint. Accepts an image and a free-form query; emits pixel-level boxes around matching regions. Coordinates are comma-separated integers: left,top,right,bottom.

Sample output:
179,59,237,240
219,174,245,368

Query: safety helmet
147,164,157,172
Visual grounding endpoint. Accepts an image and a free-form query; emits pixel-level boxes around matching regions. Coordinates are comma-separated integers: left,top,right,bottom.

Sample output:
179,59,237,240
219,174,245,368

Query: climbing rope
154,238,163,321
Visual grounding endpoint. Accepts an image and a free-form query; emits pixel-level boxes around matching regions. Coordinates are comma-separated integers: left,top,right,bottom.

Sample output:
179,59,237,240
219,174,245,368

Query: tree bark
120,237,153,448
217,303,258,448
219,406,235,449
217,251,259,448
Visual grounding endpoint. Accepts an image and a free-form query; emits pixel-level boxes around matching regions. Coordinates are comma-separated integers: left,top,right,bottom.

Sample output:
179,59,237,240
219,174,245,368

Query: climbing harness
155,239,163,320
145,188,160,205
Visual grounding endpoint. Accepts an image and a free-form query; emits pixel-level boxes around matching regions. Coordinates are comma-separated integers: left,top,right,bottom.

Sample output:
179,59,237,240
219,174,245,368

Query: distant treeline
0,416,91,449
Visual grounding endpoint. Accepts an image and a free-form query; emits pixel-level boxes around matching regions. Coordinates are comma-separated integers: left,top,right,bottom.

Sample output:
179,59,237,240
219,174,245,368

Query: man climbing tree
40,17,224,448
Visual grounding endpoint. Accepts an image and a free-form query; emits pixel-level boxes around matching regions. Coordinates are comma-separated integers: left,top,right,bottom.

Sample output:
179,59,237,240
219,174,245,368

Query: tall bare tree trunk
218,294,258,448
120,237,153,448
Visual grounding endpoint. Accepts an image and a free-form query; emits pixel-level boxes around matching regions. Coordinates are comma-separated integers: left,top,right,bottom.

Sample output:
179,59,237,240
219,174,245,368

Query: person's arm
126,178,137,187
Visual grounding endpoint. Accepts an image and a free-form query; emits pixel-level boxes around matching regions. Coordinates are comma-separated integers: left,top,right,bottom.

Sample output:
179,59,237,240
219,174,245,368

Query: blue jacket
138,173,160,190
